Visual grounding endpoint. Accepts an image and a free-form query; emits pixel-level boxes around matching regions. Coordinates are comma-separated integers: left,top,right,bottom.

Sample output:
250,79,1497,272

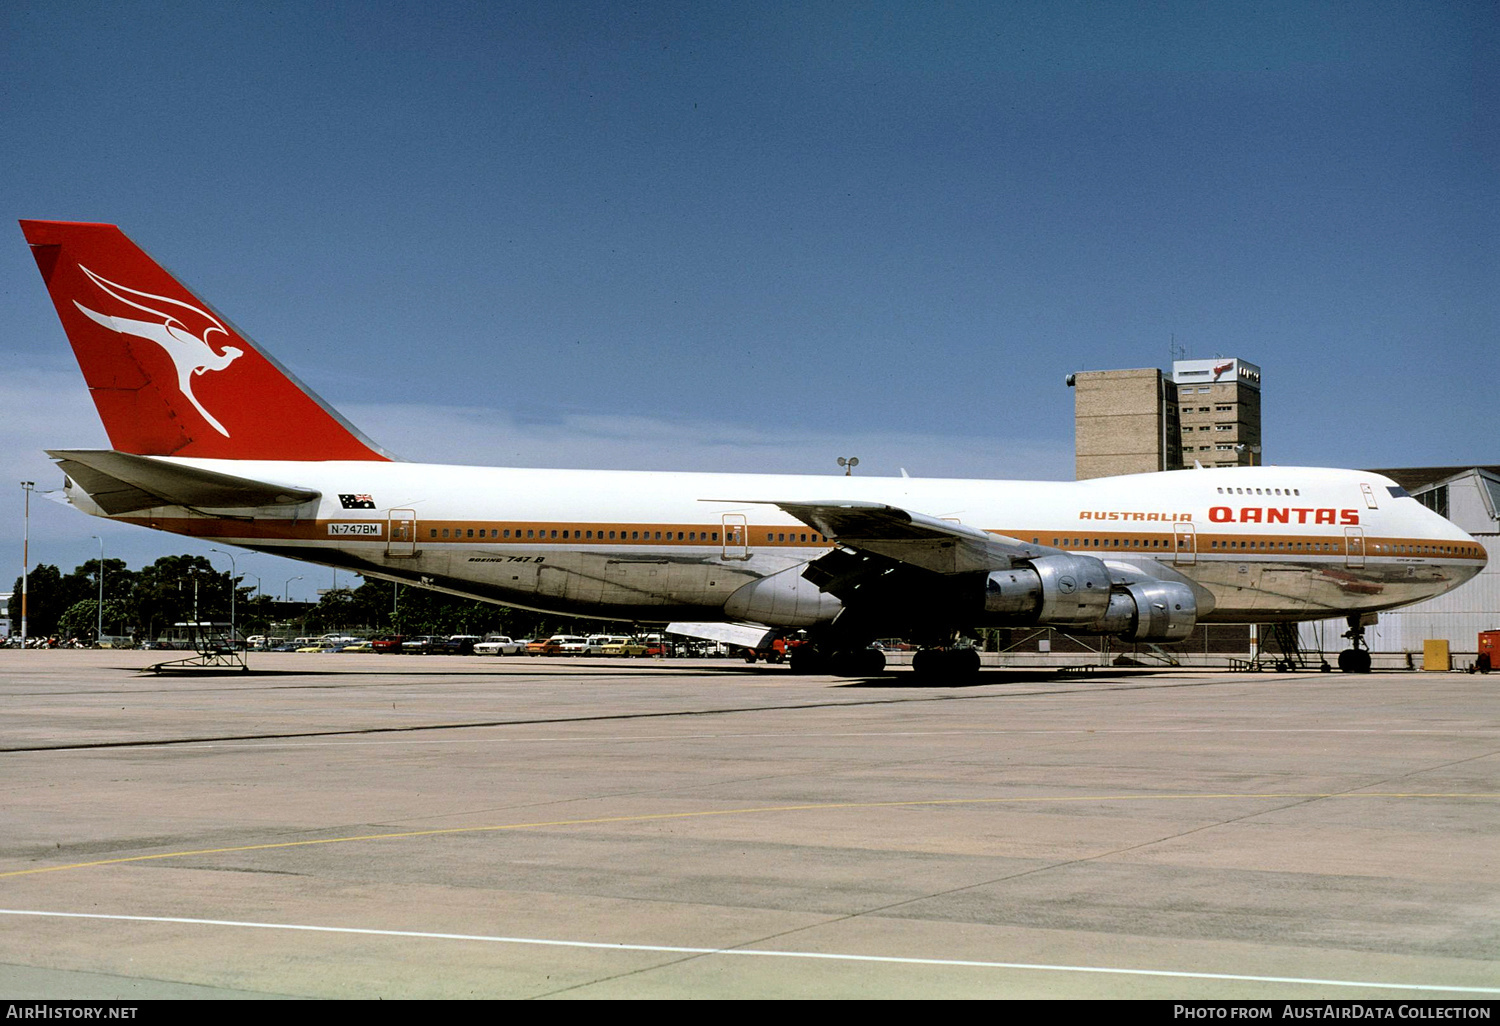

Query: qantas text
1209,507,1359,525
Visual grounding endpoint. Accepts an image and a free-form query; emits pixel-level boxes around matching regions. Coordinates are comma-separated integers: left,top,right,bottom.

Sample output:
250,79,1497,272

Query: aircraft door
1344,526,1366,569
721,514,751,561
387,509,418,558
1173,522,1197,565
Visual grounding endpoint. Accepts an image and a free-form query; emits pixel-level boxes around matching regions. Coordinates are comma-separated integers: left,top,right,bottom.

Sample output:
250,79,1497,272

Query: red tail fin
20,220,392,462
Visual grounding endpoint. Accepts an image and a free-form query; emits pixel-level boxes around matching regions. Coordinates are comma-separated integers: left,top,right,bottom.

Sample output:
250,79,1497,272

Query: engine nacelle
984,553,1112,625
1087,578,1197,642
983,555,1197,642
723,565,843,627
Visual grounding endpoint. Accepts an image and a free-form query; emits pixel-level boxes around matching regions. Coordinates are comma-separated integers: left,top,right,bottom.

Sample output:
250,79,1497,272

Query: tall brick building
1070,358,1261,480
1170,358,1262,470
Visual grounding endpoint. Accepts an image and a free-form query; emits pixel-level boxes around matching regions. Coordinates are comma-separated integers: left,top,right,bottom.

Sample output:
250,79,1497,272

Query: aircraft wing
723,498,1215,624
48,449,320,514
720,498,1061,575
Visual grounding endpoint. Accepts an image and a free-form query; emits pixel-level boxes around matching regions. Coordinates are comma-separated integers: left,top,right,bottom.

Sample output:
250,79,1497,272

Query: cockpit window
1387,486,1410,498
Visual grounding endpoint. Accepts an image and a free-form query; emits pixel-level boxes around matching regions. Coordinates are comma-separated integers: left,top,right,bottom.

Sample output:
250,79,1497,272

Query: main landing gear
1338,615,1373,674
912,647,981,680
789,644,886,677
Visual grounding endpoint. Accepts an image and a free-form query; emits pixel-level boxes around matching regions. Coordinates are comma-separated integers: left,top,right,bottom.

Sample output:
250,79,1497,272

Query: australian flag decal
339,494,377,509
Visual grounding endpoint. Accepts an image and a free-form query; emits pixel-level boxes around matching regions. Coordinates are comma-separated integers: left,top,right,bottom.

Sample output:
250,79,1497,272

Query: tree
127,555,234,641
9,565,76,638
16,553,629,644
56,599,131,642
14,560,136,638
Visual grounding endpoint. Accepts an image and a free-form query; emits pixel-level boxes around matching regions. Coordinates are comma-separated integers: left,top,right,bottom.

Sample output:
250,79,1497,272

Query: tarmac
0,650,1496,1000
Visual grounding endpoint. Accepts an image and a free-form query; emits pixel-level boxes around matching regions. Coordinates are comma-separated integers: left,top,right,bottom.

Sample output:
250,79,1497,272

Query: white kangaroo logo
72,265,244,437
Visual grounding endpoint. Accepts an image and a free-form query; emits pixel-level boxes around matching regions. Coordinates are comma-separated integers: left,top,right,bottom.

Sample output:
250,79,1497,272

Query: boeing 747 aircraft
19,220,1487,675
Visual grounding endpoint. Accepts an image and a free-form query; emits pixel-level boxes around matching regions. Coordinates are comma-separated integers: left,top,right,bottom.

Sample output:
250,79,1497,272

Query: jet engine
983,554,1197,642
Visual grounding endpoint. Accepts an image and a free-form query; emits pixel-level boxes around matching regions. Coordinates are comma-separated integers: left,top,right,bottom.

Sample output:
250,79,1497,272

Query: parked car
605,635,671,657
371,635,406,654
474,636,525,656
402,636,439,654
529,634,587,656
429,635,480,655
295,641,339,653
585,634,631,655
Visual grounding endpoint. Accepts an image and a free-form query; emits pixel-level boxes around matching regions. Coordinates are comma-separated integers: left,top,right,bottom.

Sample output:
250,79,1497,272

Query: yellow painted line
3,791,1496,880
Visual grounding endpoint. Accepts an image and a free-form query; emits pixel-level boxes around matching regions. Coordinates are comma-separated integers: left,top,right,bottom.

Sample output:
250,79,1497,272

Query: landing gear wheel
1338,615,1373,673
789,645,827,675
912,648,980,681
1338,648,1371,673
828,647,885,677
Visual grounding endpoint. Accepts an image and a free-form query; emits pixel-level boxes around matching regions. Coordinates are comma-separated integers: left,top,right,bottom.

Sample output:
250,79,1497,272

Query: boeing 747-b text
20,220,1487,675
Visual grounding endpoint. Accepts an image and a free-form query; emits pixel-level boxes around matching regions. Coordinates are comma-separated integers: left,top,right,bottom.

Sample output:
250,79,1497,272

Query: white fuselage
84,460,1486,626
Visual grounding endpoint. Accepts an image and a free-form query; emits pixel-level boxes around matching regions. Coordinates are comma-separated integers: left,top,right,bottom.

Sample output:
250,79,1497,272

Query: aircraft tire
1338,649,1372,674
913,649,972,680
828,647,885,677
789,646,827,674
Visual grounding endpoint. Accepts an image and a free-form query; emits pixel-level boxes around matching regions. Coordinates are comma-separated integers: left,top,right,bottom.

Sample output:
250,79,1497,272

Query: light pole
20,481,34,646
210,548,237,646
284,575,303,603
91,535,104,644
187,567,204,624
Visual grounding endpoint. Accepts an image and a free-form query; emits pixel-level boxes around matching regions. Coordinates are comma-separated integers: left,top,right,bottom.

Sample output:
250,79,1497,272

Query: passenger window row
421,527,829,543
430,527,723,541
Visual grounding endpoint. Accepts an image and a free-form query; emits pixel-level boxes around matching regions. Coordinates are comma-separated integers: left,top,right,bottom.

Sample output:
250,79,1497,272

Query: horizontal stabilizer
48,449,320,514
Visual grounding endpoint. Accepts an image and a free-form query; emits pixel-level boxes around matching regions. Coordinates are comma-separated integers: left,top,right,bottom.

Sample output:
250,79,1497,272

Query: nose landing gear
1338,615,1373,673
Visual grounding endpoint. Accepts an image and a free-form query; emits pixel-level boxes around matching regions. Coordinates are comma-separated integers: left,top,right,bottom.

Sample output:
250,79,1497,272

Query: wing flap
49,449,320,514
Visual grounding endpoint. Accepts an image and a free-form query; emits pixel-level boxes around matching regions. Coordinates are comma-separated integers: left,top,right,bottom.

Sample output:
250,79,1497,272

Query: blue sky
2,1,1494,602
